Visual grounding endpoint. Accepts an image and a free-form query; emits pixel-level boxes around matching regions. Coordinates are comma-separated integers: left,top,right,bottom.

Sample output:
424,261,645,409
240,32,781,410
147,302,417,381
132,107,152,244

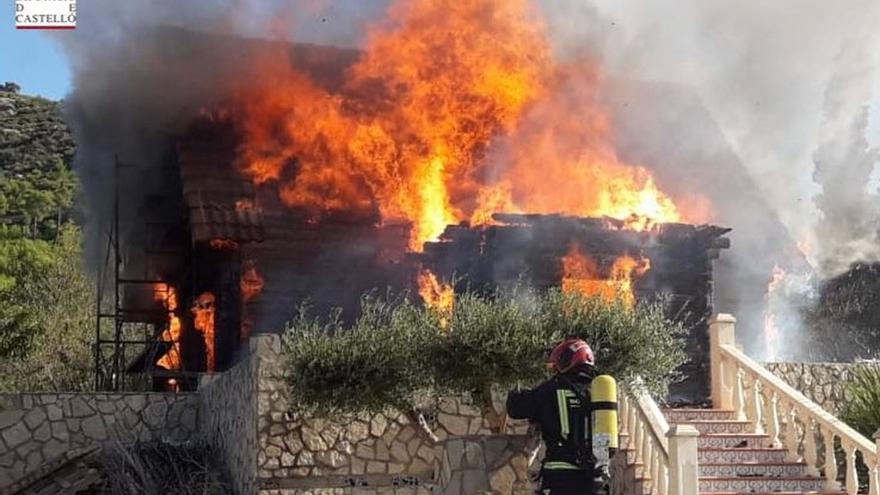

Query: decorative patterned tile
671,420,750,434
698,434,767,449
699,462,807,477
699,476,826,493
697,448,788,464
662,409,735,422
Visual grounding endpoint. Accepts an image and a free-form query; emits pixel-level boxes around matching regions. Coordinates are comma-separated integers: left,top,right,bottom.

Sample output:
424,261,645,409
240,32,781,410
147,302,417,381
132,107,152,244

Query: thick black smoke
57,1,880,360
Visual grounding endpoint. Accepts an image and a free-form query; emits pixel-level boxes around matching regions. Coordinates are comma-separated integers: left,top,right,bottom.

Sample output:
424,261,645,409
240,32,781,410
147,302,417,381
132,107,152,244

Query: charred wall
420,214,731,403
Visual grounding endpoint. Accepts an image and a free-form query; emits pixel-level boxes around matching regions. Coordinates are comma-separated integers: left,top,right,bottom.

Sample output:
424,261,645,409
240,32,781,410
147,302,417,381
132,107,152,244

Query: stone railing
710,314,880,495
618,383,699,495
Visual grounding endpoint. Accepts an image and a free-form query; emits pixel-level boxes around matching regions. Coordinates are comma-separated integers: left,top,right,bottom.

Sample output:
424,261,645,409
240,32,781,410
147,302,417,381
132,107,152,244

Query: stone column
709,314,736,410
667,425,700,495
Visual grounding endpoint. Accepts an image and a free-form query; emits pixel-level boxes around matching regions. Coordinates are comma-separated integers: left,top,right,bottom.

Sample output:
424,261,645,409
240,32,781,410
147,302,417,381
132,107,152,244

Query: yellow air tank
590,375,618,466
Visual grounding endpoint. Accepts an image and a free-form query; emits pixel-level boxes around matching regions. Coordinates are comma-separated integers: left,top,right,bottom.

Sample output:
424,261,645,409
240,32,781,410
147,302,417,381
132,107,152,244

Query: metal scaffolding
93,157,193,391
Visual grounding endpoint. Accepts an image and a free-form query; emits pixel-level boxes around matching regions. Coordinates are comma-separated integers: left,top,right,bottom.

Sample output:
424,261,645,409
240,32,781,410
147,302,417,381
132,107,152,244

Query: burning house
100,108,730,400
419,214,730,399
83,13,742,401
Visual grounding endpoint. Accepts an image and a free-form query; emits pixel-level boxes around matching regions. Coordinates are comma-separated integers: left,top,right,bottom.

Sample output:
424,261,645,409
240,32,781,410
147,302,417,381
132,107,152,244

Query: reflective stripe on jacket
506,374,596,470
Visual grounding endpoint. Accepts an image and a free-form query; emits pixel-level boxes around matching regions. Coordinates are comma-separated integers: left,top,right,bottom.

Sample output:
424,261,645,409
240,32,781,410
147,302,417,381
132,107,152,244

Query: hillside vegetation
0,82,77,238
0,83,93,391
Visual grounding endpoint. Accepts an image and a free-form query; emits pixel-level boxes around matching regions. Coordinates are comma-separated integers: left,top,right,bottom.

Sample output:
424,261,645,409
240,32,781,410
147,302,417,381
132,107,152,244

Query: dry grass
96,439,231,495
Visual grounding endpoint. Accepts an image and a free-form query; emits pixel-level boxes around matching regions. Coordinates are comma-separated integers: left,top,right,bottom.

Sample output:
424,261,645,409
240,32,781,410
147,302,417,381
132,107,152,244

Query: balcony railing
710,314,880,495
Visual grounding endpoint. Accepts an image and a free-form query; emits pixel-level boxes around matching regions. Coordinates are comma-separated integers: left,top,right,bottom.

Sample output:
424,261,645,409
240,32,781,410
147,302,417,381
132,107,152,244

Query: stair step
699,447,789,464
699,433,769,449
700,462,807,477
668,419,752,434
699,477,827,493
664,408,736,422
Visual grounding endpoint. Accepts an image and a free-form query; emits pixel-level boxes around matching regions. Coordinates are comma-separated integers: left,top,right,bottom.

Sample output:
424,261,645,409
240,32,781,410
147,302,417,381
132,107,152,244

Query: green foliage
282,295,435,414
426,289,555,398
0,225,94,391
0,235,58,357
535,289,686,396
0,86,91,391
840,365,880,438
282,289,687,413
0,89,77,239
0,82,20,94
430,289,686,399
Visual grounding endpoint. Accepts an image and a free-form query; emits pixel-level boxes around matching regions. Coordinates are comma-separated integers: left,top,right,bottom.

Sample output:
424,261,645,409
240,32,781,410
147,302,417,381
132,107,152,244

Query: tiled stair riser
699,477,827,492
699,462,807,477
662,410,735,422
698,434,767,449
669,421,750,434
698,448,789,464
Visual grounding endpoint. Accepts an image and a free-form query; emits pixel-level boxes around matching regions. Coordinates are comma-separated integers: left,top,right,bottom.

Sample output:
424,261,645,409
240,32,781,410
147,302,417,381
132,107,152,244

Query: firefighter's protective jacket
506,371,597,471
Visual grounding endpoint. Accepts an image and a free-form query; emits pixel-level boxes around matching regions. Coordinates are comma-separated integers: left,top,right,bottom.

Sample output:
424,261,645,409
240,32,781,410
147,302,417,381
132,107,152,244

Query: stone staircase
662,408,837,495
617,316,877,495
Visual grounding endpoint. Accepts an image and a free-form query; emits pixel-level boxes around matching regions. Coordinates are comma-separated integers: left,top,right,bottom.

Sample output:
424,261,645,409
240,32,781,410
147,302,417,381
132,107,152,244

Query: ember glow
418,269,454,324
153,283,182,371
209,239,239,250
191,292,216,372
241,261,265,301
561,245,651,307
232,0,691,251
240,260,265,342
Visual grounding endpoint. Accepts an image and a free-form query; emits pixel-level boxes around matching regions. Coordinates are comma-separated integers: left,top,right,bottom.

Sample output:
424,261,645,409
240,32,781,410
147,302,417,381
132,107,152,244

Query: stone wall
250,334,536,495
0,334,546,495
436,435,534,495
199,347,260,495
766,362,880,414
0,392,198,490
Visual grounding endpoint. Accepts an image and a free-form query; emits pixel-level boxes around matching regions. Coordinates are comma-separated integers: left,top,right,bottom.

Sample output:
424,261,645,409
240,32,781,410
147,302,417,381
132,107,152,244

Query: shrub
841,365,880,438
0,226,94,392
425,288,553,397
429,288,687,400
282,288,687,415
282,294,435,414
536,290,687,397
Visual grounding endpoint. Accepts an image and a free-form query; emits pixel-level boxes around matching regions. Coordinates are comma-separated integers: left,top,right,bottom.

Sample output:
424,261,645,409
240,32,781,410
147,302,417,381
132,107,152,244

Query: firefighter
506,338,607,495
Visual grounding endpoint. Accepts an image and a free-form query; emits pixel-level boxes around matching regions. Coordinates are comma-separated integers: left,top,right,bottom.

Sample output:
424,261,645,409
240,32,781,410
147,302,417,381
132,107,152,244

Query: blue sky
0,1,71,99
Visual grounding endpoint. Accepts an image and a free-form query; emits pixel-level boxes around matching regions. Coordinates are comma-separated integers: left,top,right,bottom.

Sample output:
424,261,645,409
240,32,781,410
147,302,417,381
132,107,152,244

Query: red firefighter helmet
547,338,595,374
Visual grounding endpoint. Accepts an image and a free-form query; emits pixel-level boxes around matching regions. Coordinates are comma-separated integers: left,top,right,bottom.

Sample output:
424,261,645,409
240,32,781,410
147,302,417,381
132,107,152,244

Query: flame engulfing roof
177,121,265,243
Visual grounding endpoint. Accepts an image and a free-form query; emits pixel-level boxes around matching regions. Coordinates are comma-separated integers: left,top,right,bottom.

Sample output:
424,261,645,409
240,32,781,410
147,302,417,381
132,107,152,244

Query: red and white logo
15,0,76,30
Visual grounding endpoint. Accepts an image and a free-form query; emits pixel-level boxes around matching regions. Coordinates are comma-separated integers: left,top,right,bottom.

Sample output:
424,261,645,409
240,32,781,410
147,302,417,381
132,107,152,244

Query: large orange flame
560,245,651,307
232,0,694,251
418,269,454,310
417,268,454,328
154,283,182,371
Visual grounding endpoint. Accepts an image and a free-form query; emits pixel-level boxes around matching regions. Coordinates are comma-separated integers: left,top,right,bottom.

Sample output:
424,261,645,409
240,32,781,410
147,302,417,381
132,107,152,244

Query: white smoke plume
537,0,880,356
540,0,880,261
812,39,880,276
